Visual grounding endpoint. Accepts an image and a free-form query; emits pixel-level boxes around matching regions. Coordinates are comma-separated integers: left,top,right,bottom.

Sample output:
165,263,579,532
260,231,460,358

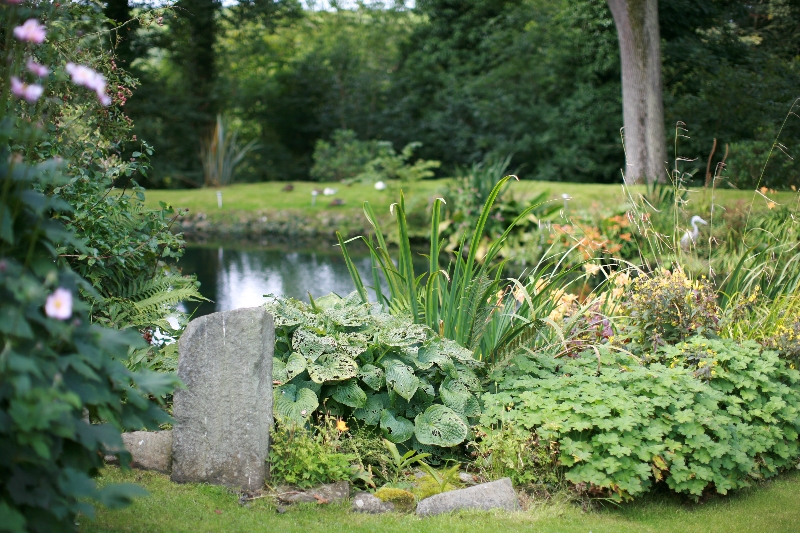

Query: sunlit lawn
146,180,796,219
80,467,800,533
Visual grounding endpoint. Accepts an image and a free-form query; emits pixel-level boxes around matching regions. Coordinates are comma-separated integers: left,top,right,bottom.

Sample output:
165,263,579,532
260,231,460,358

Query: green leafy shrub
481,338,800,500
267,291,483,452
469,424,560,488
620,268,719,352
268,418,356,488
310,129,440,185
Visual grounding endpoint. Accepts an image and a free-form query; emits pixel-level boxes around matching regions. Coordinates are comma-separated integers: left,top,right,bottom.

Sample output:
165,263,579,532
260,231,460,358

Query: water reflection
177,241,393,317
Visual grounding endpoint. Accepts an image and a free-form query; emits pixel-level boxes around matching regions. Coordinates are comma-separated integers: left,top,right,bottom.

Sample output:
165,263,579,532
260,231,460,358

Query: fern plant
266,291,484,454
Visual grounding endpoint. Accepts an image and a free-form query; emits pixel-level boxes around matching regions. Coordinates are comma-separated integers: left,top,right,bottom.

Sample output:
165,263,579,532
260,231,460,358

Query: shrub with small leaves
266,292,483,454
620,268,719,352
469,424,560,488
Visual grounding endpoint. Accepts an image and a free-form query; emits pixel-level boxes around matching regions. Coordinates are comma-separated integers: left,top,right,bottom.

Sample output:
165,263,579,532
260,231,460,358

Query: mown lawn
81,467,800,533
145,179,795,217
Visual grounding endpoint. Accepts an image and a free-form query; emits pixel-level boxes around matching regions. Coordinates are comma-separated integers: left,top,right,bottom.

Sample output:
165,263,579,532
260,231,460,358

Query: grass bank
82,467,800,533
145,180,793,241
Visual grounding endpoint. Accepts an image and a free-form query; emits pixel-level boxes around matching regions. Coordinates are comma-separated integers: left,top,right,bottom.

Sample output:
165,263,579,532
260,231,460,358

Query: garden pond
176,239,429,317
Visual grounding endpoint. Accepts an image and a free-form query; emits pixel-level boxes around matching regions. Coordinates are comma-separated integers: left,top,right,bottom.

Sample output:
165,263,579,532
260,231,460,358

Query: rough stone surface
171,307,274,491
416,478,518,516
276,481,350,504
352,492,395,514
120,431,173,473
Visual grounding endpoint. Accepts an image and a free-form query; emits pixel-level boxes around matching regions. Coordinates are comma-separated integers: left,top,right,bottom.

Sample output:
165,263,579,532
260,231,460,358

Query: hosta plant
266,292,483,453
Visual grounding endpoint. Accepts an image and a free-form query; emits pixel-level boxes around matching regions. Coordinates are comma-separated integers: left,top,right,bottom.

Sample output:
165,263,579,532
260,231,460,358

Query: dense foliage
482,338,800,500
267,292,483,453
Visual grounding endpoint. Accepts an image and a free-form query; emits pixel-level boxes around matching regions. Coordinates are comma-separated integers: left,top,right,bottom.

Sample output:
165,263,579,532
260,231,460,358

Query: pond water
177,240,401,317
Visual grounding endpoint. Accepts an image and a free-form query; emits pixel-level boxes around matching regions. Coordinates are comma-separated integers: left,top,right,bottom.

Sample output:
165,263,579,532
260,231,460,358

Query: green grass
81,467,800,533
144,179,795,216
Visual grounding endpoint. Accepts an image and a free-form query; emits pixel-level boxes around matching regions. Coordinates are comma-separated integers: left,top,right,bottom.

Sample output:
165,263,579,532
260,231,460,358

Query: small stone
276,481,350,504
459,472,478,485
351,492,394,514
120,430,173,473
416,477,518,516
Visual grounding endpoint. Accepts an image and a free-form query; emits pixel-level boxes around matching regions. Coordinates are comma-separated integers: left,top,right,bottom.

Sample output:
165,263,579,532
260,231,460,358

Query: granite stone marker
171,307,273,491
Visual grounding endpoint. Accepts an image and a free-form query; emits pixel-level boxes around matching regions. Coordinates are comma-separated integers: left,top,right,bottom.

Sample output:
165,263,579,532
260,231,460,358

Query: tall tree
607,0,667,184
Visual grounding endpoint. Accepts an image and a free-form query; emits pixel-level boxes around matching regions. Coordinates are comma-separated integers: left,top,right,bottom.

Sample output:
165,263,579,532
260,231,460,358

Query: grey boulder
352,492,394,514
416,477,518,516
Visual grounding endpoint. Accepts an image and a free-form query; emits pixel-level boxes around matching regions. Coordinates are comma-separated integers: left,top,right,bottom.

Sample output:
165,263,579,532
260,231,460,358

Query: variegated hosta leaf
438,337,483,368
313,292,343,310
324,303,371,328
307,352,359,383
377,322,429,347
274,384,319,425
335,331,369,358
454,364,481,392
266,299,309,327
354,393,388,425
416,377,436,399
417,340,457,376
285,352,307,381
439,378,480,418
380,409,414,443
358,364,385,391
331,379,367,408
273,358,289,384
414,404,469,447
292,328,337,361
383,359,419,401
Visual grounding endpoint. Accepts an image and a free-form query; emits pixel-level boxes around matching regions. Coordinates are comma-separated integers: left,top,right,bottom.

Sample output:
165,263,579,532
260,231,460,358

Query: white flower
45,288,73,320
374,181,387,191
322,187,337,196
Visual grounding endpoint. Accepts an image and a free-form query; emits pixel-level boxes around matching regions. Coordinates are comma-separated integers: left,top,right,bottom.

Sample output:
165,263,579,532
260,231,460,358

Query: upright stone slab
171,307,273,491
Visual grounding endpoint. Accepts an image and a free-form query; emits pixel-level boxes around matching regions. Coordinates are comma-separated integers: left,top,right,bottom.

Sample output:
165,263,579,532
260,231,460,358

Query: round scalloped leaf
307,353,359,384
274,384,319,425
285,352,307,381
384,360,419,401
292,328,337,361
358,364,385,391
380,409,414,443
273,357,288,384
331,379,367,408
353,392,388,425
439,378,480,418
267,300,308,327
413,404,469,447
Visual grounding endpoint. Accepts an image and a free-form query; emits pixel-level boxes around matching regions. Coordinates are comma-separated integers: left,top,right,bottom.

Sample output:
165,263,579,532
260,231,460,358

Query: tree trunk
607,0,667,184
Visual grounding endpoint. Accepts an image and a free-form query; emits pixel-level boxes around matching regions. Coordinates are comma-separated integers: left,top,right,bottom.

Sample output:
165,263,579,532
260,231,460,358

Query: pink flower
10,76,44,103
65,63,111,106
26,60,50,78
13,19,47,44
45,288,73,320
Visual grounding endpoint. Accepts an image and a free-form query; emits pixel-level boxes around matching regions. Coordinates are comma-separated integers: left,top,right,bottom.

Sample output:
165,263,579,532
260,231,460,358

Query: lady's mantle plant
267,292,483,452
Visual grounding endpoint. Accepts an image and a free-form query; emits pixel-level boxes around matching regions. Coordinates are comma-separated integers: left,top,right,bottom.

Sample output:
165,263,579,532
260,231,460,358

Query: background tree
606,0,667,184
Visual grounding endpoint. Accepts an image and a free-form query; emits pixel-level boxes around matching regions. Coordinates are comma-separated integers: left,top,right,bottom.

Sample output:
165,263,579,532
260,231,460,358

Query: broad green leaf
384,359,419,401
285,352,306,380
354,393,388,425
380,409,414,443
358,364,385,391
414,404,469,447
274,384,319,424
292,328,337,361
331,379,367,408
440,378,480,417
